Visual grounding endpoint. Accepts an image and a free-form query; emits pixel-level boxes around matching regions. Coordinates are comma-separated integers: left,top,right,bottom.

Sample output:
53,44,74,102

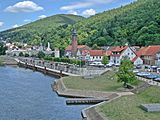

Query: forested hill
1,0,160,49
0,14,85,48
74,0,160,47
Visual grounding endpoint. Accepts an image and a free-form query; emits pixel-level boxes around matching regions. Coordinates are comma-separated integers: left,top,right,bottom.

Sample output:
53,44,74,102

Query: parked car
136,65,142,69
90,62,104,67
133,69,139,73
105,63,115,67
115,63,120,67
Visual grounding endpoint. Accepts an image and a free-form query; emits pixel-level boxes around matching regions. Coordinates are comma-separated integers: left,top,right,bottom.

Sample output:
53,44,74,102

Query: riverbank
0,56,17,66
9,57,148,120
97,86,160,120
53,77,135,120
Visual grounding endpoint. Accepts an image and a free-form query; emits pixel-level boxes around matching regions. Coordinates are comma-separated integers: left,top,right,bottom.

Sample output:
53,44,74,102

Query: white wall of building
89,56,103,61
134,57,143,66
120,47,136,61
156,53,160,67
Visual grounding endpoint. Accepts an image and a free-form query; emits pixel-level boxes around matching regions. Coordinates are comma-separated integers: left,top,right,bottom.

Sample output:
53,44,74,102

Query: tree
116,57,136,87
38,51,45,59
92,44,100,50
19,52,24,57
102,56,109,65
0,42,7,55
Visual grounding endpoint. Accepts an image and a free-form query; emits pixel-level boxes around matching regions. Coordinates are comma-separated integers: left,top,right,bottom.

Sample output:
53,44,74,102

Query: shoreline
53,78,134,120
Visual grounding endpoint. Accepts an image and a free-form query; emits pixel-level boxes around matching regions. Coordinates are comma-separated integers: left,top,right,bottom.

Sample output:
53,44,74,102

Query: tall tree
116,57,136,87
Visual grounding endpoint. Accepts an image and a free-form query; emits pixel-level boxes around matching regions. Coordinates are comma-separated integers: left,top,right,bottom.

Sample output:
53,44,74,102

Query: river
0,66,87,120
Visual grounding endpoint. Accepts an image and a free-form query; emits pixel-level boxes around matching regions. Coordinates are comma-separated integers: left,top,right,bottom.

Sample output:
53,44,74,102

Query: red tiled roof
132,56,139,62
105,50,112,56
65,45,87,51
137,45,160,56
89,50,106,56
111,46,128,52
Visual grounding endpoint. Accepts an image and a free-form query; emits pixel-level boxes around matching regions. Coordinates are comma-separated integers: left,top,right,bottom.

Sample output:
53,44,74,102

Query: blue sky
0,0,136,31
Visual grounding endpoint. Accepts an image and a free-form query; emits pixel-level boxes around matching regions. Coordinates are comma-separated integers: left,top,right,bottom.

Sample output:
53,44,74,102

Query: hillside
74,0,160,46
0,0,160,49
0,14,85,48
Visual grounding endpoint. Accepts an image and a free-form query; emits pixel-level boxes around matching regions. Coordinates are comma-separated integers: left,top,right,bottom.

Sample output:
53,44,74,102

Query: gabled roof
137,45,160,56
111,46,128,52
132,56,139,62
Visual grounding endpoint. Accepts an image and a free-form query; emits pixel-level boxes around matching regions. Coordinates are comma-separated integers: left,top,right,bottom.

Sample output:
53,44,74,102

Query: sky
0,0,136,31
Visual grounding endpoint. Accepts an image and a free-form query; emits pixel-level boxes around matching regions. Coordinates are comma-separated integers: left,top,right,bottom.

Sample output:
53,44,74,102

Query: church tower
71,29,78,57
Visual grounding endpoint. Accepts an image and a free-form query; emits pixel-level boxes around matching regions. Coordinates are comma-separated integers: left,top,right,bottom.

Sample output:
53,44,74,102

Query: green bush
44,55,53,61
38,51,45,59
53,57,85,66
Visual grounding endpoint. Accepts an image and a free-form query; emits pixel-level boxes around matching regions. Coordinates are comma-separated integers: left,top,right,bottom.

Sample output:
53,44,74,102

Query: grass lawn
97,86,160,120
63,70,142,92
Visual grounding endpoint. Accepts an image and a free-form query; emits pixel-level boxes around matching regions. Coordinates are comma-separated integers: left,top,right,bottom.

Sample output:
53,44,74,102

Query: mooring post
60,70,63,77
44,66,47,74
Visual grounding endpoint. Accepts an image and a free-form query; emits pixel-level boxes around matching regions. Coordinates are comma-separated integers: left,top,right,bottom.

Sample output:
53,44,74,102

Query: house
65,30,90,58
82,50,109,62
109,46,143,65
137,45,160,66
155,52,160,67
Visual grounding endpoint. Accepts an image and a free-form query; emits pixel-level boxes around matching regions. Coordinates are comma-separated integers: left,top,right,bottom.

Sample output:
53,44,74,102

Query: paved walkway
15,58,110,77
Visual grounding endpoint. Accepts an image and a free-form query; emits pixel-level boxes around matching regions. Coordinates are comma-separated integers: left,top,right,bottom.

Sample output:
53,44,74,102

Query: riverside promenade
15,58,109,77
15,58,80,77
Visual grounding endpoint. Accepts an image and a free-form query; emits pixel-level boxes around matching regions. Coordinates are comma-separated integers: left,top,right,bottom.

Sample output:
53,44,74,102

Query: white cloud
38,15,47,19
12,24,19,28
5,1,43,13
82,9,96,17
60,2,92,10
24,19,31,22
0,22,4,27
60,0,115,10
67,10,78,15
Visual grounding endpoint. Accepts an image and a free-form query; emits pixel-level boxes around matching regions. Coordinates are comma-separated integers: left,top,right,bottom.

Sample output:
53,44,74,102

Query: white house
110,46,143,65
82,50,107,62
156,52,160,67
132,56,143,66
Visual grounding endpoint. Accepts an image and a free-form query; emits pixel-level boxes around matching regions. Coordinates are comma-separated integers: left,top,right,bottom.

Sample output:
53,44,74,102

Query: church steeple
71,29,78,57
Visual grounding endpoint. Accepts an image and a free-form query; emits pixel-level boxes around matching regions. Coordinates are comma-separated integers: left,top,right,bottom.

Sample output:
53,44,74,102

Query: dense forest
0,0,160,50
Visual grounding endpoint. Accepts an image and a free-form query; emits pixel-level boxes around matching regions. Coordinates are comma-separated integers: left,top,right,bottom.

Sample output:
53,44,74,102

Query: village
3,30,160,74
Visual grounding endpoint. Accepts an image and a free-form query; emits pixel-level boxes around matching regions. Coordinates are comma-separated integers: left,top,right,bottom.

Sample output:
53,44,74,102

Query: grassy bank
97,86,160,120
0,56,4,66
0,56,17,65
63,70,142,92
